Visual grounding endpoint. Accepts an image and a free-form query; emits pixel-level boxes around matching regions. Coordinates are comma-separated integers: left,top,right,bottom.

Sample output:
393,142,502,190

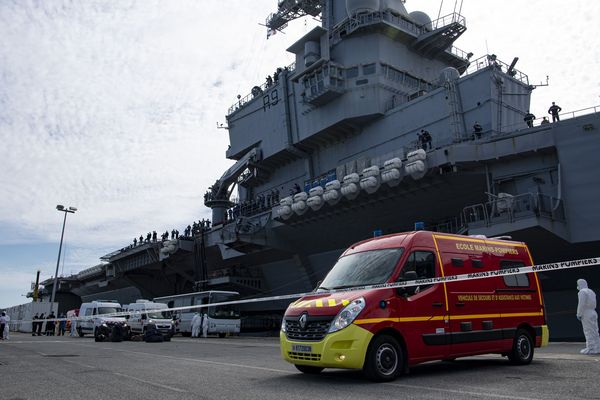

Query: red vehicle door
393,249,450,363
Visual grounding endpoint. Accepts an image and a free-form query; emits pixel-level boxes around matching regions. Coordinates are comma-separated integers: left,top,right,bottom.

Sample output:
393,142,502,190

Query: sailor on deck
548,102,562,122
473,122,483,139
524,111,536,128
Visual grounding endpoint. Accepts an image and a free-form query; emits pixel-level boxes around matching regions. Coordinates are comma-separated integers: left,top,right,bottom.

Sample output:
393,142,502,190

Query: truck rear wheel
363,334,403,382
508,329,534,365
218,333,226,338
294,365,323,374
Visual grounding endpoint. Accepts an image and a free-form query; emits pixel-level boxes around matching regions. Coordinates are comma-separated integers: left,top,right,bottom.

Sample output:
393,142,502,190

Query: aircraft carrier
40,0,600,339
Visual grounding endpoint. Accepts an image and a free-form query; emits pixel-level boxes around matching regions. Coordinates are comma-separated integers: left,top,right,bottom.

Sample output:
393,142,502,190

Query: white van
78,300,129,339
124,300,173,336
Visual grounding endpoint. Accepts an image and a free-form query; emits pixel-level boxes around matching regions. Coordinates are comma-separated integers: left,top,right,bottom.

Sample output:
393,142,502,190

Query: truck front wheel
363,334,403,382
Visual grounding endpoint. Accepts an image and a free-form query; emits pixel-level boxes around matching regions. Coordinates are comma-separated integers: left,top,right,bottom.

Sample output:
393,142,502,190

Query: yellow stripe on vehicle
432,234,528,248
315,299,323,307
354,312,544,325
432,235,450,313
328,299,336,307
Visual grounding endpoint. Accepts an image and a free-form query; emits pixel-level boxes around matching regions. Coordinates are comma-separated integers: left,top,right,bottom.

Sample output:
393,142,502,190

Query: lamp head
68,207,77,211
56,205,65,211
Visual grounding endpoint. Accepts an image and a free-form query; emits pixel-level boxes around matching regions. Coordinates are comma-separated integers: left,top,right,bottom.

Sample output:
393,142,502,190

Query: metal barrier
462,193,565,228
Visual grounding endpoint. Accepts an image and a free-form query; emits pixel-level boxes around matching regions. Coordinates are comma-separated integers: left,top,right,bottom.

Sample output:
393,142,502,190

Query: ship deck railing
465,55,529,85
330,10,469,61
227,61,296,115
462,193,565,229
492,104,600,134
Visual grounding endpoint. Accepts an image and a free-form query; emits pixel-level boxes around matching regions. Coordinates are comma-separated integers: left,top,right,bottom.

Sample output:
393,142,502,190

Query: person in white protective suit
191,312,201,338
576,279,600,354
202,312,209,338
70,317,77,337
1,312,10,340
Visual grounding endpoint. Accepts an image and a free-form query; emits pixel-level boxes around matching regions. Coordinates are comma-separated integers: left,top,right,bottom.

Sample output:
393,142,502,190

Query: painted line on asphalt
383,382,542,400
170,338,280,347
113,372,188,393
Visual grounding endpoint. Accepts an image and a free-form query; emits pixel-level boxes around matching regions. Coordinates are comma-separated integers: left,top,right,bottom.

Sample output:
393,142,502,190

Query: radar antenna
266,0,323,35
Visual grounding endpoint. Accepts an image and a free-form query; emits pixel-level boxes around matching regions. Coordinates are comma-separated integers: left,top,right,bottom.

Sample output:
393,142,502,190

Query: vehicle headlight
101,323,108,328
281,319,286,333
328,297,366,333
148,320,154,324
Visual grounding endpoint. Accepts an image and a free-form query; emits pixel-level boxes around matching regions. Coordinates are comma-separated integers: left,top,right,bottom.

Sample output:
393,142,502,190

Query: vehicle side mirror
314,280,322,291
396,271,418,297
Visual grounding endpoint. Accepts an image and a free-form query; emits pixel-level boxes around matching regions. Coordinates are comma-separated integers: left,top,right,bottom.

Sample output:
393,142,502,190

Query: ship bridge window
363,63,376,75
382,64,405,83
404,74,419,89
346,67,359,79
330,66,343,78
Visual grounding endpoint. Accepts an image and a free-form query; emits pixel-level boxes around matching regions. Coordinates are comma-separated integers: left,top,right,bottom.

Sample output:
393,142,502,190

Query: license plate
292,344,312,353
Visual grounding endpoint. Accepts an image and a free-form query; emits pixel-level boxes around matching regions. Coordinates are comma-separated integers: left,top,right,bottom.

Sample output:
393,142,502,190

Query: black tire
363,334,403,382
163,334,171,342
218,332,226,338
294,365,324,374
182,332,192,337
94,329,103,342
508,329,534,365
77,327,84,338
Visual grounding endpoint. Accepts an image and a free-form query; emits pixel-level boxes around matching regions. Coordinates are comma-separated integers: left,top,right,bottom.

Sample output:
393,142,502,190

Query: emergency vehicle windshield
147,310,171,319
318,248,404,290
97,307,121,315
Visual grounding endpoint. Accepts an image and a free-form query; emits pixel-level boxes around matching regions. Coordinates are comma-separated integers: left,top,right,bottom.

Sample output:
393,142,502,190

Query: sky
1,0,599,308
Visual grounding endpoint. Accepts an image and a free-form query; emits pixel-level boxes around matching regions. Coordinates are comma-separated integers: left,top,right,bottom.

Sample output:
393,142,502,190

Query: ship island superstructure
40,0,600,339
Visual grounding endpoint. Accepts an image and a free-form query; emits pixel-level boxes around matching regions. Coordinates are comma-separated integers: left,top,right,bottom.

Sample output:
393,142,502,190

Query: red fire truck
280,231,549,381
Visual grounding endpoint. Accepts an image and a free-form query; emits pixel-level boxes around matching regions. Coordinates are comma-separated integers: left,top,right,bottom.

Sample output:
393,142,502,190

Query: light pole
49,205,77,314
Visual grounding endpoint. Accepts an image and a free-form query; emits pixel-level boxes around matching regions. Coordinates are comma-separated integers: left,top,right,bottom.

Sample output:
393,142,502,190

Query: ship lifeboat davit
307,186,324,211
359,166,381,194
323,180,342,205
341,173,360,200
381,157,403,187
292,192,309,215
405,149,428,180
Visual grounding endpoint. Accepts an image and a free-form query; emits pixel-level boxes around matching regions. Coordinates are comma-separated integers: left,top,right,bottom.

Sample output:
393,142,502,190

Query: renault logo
299,313,308,330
